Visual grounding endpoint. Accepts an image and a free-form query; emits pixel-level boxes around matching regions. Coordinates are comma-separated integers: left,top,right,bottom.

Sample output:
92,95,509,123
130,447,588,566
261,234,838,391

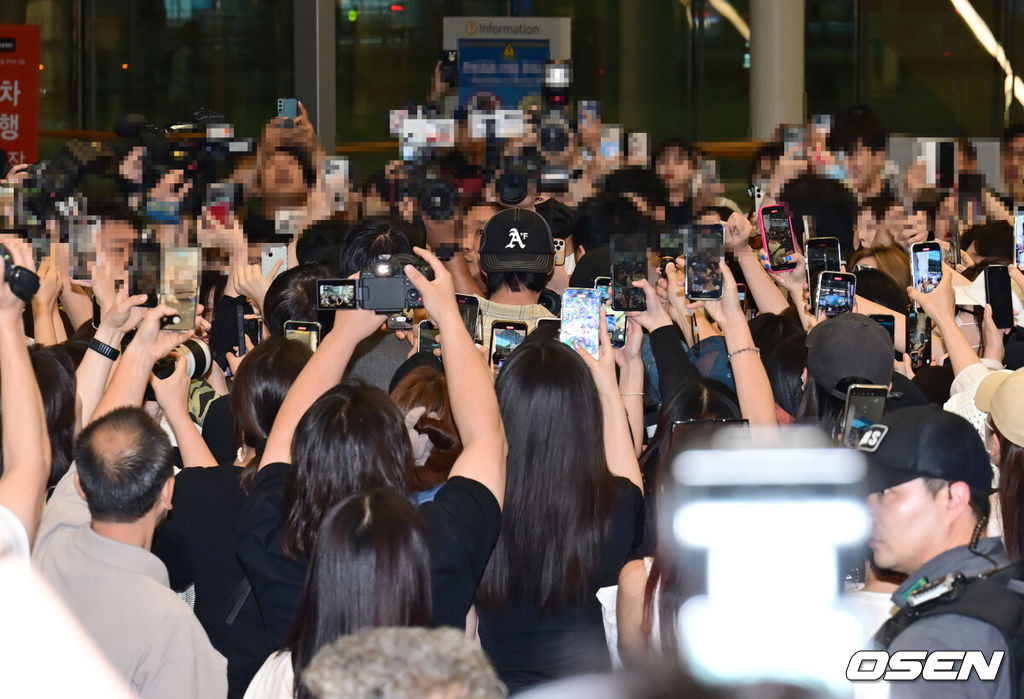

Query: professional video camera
18,140,115,223
316,253,434,314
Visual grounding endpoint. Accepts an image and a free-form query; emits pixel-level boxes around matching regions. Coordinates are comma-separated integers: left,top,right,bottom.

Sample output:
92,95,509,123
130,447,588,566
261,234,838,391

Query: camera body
357,254,434,313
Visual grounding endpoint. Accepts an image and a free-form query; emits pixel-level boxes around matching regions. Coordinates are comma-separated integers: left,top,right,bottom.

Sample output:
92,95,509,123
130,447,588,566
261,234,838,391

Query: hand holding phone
560,288,602,358
910,241,943,294
758,205,798,273
489,321,527,374
816,272,856,320
841,384,888,448
685,224,725,300
985,265,1014,329
611,233,648,311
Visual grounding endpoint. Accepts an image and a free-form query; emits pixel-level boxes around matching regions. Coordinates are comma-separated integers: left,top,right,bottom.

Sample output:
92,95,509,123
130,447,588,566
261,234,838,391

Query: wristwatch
87,337,121,361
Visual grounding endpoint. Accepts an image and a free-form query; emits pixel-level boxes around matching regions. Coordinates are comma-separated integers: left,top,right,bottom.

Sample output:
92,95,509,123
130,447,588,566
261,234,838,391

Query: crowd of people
3,61,1024,699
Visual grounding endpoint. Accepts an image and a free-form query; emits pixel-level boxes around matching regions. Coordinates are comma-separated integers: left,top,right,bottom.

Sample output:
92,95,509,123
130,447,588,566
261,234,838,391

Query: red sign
0,24,40,165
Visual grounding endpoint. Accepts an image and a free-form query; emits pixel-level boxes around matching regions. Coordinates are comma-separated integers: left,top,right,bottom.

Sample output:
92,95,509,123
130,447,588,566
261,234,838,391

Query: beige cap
975,369,1024,447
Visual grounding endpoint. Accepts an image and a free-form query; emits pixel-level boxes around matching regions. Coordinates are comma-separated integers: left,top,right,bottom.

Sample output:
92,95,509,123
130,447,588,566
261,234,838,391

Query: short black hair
652,138,696,167
828,105,888,154
484,270,549,297
568,193,650,252
1002,124,1024,148
854,267,910,313
263,263,337,337
337,217,421,277
29,346,77,488
962,220,1013,261
297,219,347,268
603,167,668,209
74,407,174,523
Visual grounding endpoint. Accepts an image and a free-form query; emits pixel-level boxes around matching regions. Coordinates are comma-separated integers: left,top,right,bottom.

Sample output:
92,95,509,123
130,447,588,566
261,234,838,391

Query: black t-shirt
152,465,268,699
476,478,644,694
236,463,501,650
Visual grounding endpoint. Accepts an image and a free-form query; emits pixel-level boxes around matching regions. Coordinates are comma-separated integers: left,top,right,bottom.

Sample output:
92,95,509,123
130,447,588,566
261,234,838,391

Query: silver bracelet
727,346,760,360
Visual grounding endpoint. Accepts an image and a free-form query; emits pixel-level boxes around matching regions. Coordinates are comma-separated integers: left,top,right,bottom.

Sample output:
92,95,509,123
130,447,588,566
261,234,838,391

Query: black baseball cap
806,314,894,400
479,208,555,275
856,406,993,496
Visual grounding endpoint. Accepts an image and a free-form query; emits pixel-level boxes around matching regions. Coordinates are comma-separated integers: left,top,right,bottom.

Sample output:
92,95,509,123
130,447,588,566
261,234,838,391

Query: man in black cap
475,207,557,349
858,406,1014,698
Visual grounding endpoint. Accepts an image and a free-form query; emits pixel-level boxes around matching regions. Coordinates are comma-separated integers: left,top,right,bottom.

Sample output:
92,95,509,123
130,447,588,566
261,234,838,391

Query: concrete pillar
749,0,805,139
294,0,336,151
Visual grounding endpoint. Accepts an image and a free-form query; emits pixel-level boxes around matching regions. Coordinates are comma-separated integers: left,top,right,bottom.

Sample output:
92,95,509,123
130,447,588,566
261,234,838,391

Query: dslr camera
317,254,434,314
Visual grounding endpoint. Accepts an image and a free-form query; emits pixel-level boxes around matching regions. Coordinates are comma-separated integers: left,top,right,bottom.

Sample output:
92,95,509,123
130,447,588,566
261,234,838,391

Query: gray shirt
32,467,228,699
884,537,1012,699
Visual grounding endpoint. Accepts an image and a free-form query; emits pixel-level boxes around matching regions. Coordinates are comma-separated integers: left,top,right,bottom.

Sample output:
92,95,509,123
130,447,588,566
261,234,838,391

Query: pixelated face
655,147,693,190
855,209,879,249
867,478,947,575
1003,135,1024,192
260,150,307,199
847,142,885,192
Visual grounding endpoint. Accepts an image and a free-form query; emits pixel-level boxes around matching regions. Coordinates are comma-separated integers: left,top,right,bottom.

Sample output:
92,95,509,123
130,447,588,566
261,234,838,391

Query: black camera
419,179,458,221
357,254,434,313
538,111,571,155
0,244,40,302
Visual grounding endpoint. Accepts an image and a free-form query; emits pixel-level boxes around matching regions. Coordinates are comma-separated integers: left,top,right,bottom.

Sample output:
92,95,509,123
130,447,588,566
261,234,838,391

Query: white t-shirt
0,503,29,559
244,650,294,699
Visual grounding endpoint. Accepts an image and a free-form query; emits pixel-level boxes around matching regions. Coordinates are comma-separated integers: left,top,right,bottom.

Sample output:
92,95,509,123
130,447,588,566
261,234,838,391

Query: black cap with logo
479,207,555,274
856,405,993,496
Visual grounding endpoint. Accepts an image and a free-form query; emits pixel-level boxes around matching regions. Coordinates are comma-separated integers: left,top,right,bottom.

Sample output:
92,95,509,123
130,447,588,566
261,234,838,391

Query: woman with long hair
243,490,433,698
976,368,1024,560
475,323,644,693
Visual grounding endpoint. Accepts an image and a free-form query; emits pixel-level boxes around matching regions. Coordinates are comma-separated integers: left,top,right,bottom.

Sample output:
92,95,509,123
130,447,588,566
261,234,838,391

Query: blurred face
461,205,498,278
847,143,885,194
1002,135,1024,194
867,478,946,574
99,219,135,269
656,147,693,192
259,150,307,199
855,209,879,249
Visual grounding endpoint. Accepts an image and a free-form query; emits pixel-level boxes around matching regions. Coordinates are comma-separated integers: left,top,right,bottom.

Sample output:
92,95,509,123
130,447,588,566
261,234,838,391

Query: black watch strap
88,337,121,361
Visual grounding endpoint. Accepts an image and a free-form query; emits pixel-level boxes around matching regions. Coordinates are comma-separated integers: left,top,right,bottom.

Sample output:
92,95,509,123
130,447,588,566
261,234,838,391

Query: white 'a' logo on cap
506,227,527,249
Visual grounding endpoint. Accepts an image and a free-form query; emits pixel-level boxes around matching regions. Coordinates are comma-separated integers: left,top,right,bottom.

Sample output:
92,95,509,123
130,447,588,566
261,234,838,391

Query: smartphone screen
261,243,288,280
560,288,602,358
594,280,626,349
161,247,200,331
285,320,321,351
455,293,481,342
316,279,358,310
869,314,896,347
911,242,943,293
805,237,842,306
906,309,932,370
490,321,527,373
759,205,797,272
816,272,856,320
130,242,162,307
1015,208,1024,271
841,385,888,448
685,224,725,300
69,215,100,281
418,320,440,352
611,233,648,311
985,265,1014,329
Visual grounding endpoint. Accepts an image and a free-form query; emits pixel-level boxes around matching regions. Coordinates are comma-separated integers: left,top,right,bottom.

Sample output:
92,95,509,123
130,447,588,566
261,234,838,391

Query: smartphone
161,247,200,331
684,224,725,300
553,238,566,266
910,241,943,294
418,319,440,353
906,308,932,370
627,132,649,163
455,293,481,342
536,317,561,333
869,313,896,346
594,278,627,350
68,215,101,282
916,138,957,191
324,156,349,213
204,182,236,228
440,49,459,88
758,204,798,273
805,237,842,308
841,385,889,448
815,272,856,320
315,278,358,310
261,243,288,280
611,233,648,311
1015,208,1024,271
130,241,162,307
277,97,299,120
985,265,1014,329
600,126,622,159
490,321,527,374
560,288,602,358
578,100,600,126
275,208,303,238
958,173,985,225
235,305,249,358
284,320,321,351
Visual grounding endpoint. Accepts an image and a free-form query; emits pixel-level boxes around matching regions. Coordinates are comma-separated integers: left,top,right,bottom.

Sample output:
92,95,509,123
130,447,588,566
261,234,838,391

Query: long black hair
288,490,433,699
281,380,412,559
477,339,618,611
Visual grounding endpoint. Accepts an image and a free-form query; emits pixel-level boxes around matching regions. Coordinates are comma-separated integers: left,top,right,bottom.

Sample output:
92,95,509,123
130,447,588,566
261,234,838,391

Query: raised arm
573,318,644,493
150,357,218,468
724,212,790,316
690,261,778,426
615,317,645,457
0,238,51,546
259,291,386,468
405,247,508,507
907,263,981,378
